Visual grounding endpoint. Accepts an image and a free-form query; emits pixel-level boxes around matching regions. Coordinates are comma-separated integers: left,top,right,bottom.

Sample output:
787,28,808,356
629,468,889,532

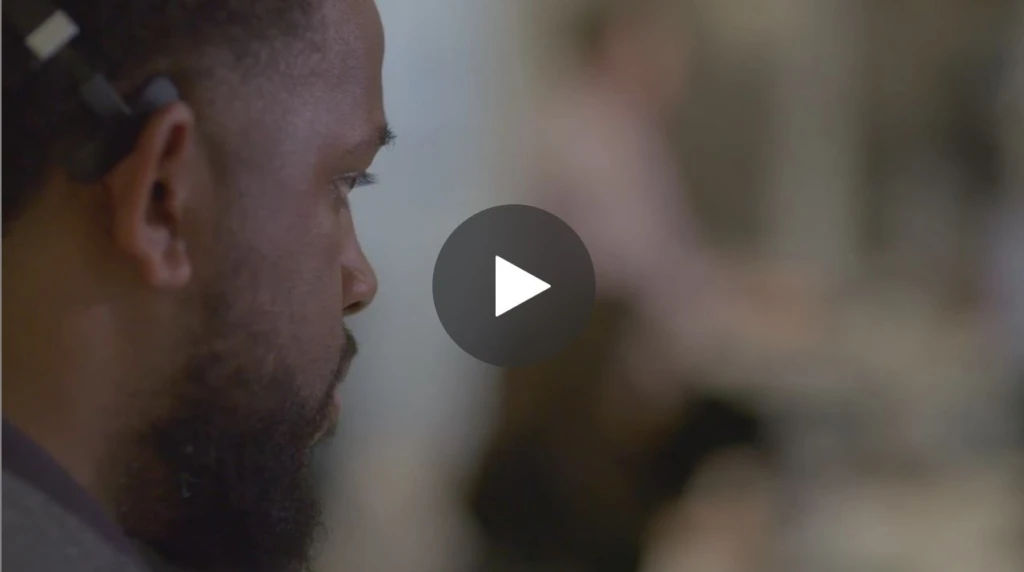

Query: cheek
285,204,348,372
228,190,348,389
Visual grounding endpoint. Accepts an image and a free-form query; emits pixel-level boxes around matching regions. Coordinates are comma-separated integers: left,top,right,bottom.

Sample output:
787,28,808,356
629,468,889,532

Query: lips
312,364,350,444
312,395,341,445
324,392,341,438
311,330,357,445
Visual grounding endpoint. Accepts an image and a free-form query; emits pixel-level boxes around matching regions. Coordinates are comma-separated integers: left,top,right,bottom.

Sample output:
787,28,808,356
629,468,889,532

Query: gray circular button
432,204,596,368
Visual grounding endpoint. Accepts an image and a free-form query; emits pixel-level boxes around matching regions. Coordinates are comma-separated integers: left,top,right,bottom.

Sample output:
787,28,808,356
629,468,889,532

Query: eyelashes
330,172,378,209
349,172,378,189
331,172,378,195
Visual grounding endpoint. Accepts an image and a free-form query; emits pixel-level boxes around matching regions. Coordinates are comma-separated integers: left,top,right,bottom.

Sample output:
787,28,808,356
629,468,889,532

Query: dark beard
115,301,342,572
137,396,324,572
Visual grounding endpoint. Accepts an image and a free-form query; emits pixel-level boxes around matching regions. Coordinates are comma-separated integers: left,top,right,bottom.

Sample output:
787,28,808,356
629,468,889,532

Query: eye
331,172,378,195
330,172,378,209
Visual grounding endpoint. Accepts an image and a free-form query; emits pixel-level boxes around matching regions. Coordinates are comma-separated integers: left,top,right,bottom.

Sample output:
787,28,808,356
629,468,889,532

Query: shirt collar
2,418,146,561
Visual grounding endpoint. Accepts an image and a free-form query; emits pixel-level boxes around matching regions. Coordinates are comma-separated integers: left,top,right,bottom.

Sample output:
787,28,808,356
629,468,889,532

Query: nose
341,233,377,315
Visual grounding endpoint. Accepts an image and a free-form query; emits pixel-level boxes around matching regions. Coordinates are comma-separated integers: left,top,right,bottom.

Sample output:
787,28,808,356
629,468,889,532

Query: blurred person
3,1,389,572
986,2,1024,443
532,0,703,349
530,0,817,395
468,301,776,572
465,2,804,571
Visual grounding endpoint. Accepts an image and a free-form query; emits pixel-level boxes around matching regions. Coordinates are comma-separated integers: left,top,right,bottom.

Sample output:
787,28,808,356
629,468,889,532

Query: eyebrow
344,122,395,161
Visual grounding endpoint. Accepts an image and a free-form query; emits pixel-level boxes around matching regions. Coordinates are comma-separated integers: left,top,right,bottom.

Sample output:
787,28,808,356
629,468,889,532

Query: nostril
345,299,368,315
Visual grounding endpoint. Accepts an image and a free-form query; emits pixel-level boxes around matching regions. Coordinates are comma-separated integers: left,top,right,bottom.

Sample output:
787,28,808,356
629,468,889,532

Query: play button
433,205,596,368
495,256,550,317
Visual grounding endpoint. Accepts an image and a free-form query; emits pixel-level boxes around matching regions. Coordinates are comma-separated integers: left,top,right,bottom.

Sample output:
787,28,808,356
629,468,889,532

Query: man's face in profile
111,2,388,571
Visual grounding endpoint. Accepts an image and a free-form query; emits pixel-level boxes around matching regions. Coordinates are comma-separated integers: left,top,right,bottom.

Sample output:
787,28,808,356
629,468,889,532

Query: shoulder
3,472,150,572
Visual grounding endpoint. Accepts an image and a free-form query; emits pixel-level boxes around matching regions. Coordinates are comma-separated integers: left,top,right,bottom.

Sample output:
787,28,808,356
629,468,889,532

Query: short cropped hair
2,0,316,230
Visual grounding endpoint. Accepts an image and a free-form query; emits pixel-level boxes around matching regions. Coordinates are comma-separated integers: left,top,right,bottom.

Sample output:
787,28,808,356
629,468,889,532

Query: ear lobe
105,102,199,290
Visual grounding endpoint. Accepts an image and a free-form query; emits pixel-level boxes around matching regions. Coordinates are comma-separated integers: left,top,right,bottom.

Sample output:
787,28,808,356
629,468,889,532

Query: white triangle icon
495,256,551,317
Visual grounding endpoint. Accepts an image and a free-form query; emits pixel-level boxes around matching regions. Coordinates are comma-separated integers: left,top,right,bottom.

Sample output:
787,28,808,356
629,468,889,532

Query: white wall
316,1,531,571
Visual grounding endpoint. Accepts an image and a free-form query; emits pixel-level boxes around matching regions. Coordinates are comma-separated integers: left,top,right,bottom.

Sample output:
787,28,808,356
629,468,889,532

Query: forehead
310,0,386,149
318,0,384,92
205,0,385,173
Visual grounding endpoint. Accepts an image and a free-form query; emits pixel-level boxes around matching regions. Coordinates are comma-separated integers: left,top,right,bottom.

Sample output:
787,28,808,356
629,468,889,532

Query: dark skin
3,1,387,570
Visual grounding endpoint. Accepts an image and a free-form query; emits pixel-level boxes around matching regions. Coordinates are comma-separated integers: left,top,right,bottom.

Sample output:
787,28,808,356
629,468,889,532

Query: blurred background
316,0,1024,571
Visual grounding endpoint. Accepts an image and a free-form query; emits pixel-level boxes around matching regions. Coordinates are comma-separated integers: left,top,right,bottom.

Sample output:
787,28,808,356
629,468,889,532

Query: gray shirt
2,420,152,572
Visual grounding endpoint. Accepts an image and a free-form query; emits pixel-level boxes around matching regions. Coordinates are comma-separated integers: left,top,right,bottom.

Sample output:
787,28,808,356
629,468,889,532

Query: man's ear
103,102,201,290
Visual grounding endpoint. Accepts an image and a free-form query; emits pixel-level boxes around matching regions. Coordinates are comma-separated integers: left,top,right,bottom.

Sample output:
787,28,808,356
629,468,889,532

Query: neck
3,239,132,515
3,313,129,515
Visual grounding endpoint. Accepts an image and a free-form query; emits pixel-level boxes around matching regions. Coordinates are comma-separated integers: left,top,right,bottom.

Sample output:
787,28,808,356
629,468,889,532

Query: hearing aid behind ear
65,76,181,182
5,1,182,182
